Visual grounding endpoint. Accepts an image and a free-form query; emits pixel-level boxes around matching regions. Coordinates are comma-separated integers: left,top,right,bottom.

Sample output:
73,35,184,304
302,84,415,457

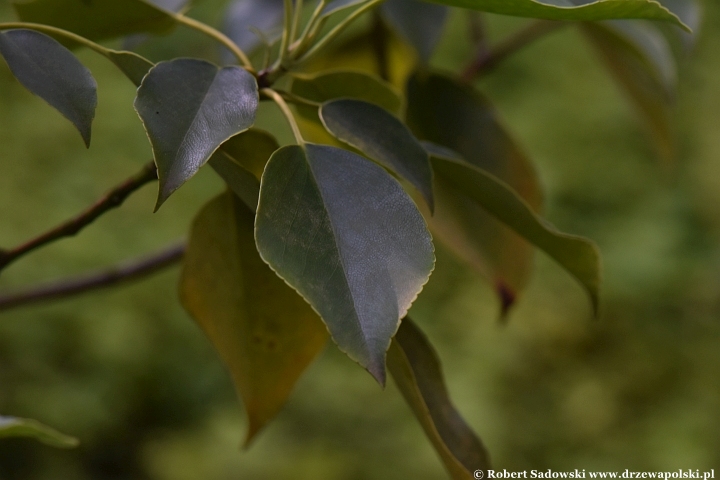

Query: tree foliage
0,0,698,477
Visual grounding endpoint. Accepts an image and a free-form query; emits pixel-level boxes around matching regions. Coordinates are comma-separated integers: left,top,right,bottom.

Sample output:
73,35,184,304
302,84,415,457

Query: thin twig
262,88,305,146
0,162,158,272
461,20,566,82
174,14,254,72
295,0,385,66
0,243,185,313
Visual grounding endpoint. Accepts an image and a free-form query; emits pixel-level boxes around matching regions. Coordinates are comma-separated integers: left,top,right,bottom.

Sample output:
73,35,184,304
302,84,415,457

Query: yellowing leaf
180,192,328,445
388,319,491,479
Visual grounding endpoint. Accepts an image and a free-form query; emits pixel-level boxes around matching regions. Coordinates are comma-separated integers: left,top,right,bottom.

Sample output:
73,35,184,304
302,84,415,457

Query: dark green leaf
0,29,97,147
406,72,542,314
320,99,434,211
430,150,601,316
381,0,449,62
181,193,328,445
106,50,154,87
290,70,402,115
210,129,280,211
134,59,259,209
255,144,435,384
0,416,79,449
582,21,676,159
224,0,284,53
388,319,491,479
420,0,687,29
12,0,176,42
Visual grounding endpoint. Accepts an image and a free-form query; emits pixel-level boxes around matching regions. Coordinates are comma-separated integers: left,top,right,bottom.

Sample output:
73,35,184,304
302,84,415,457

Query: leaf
429,148,601,316
209,129,280,211
105,50,154,87
255,144,435,384
656,0,701,51
181,192,328,445
0,29,97,147
388,318,491,479
0,416,79,449
381,0,449,62
320,99,434,211
299,24,418,91
582,20,677,160
406,72,542,315
11,0,177,42
420,0,688,30
223,0,285,54
290,70,402,116
134,58,259,209
289,70,402,148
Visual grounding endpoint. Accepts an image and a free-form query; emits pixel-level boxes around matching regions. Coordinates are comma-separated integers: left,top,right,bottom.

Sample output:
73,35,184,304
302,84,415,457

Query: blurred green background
1,1,720,478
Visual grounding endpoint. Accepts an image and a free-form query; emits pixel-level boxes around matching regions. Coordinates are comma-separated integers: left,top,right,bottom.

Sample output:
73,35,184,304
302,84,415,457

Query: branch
0,161,158,273
0,243,185,313
461,20,566,82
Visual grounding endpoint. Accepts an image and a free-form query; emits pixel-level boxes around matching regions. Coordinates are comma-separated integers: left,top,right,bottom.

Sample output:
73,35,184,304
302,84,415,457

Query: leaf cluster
0,0,699,476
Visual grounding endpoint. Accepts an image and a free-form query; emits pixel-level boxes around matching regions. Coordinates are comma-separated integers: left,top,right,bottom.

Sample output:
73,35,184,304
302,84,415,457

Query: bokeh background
1,1,720,478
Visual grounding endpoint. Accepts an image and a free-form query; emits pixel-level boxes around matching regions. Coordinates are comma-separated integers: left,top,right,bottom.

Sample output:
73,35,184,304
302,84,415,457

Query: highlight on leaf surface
422,0,688,30
320,98,435,211
388,318,491,479
181,192,328,445
0,416,79,449
255,144,435,385
11,0,177,42
0,29,97,147
134,58,259,209
406,71,543,315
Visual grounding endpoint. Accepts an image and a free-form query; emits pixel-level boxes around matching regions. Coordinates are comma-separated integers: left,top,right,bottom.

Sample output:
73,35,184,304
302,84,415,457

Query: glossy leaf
320,99,434,211
134,59,259,209
582,21,676,159
106,50,154,86
421,0,687,29
255,144,435,384
210,129,280,211
388,319,491,478
181,192,328,444
406,72,542,314
429,149,601,316
381,0,449,62
0,29,97,147
224,0,284,54
290,70,402,115
12,0,176,42
0,416,79,449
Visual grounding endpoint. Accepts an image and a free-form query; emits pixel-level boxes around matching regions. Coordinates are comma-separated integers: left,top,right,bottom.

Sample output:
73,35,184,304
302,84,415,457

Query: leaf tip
495,281,517,323
367,356,388,387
